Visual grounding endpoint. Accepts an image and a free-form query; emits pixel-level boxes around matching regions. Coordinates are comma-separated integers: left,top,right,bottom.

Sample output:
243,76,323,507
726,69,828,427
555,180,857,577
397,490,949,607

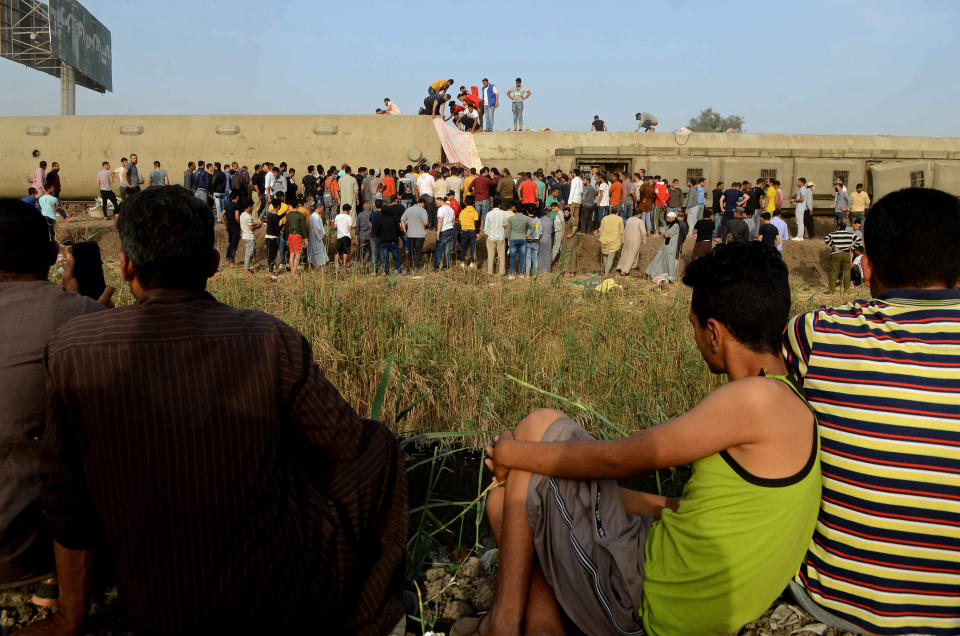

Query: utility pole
60,62,76,115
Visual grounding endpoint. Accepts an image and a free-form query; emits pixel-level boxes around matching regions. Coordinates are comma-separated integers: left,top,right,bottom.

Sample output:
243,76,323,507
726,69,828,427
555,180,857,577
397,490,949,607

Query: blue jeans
476,199,490,229
643,211,654,234
484,105,495,131
214,193,229,220
508,238,526,275
512,101,523,129
380,241,401,274
524,241,540,276
434,229,455,269
620,202,632,222
597,206,610,225
460,229,477,262
278,233,286,264
370,236,381,271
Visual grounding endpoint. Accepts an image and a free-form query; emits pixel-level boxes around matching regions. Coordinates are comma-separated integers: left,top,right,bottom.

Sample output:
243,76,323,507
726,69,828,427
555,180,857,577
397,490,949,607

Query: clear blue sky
1,0,958,135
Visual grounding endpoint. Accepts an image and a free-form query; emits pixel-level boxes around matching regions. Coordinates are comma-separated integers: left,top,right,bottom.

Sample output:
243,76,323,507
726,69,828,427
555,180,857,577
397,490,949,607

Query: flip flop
31,577,58,608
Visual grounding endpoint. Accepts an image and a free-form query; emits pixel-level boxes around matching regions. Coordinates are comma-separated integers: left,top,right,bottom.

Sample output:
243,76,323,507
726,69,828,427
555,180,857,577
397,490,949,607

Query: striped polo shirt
783,288,960,635
823,229,862,253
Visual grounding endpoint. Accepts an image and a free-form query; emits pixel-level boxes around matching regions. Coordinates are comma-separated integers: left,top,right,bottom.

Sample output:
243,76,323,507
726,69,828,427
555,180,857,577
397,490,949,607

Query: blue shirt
697,185,705,205
369,210,383,237
21,195,38,208
194,170,211,191
723,188,741,213
38,194,59,220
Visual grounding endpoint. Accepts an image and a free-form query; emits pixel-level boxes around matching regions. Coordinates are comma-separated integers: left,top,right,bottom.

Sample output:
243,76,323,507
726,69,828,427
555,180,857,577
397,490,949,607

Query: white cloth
483,207,510,241
240,212,255,240
598,182,610,207
416,173,435,198
309,211,329,266
437,205,455,232
334,213,353,239
569,176,583,205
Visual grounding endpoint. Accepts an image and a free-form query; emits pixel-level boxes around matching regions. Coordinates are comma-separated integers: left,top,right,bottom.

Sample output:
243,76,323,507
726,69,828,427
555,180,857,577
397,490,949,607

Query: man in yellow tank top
481,242,822,636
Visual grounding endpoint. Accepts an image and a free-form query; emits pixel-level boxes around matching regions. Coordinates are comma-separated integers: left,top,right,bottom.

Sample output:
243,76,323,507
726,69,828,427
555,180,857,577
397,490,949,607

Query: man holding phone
0,199,113,609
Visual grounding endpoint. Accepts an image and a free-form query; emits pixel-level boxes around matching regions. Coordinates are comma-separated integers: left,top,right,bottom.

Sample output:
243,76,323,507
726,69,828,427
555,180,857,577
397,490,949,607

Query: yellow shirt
430,79,447,92
598,213,624,254
463,175,476,200
459,205,479,232
849,191,870,212
764,186,777,212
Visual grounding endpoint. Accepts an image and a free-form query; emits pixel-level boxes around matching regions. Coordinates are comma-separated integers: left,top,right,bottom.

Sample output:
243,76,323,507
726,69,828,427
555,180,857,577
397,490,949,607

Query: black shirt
694,218,715,242
210,170,227,194
592,119,605,131
377,207,402,242
224,202,241,230
265,211,281,236
758,223,779,249
302,174,317,199
252,171,265,194
712,188,724,214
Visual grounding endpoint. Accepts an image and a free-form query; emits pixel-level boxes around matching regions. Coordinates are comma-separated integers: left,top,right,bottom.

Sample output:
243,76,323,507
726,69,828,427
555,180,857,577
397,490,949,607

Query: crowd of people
412,78,658,134
0,184,957,636
22,154,869,291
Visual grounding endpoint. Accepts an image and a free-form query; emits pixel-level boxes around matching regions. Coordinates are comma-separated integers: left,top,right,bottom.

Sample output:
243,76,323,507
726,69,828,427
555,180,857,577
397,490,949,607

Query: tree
688,108,745,133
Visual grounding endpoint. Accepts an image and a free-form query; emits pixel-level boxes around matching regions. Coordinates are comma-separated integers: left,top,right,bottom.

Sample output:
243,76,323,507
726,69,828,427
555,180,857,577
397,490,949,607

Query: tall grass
205,268,747,441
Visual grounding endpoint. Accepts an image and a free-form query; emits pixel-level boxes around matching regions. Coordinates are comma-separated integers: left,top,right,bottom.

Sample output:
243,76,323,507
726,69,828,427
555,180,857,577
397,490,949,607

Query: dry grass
76,238,842,446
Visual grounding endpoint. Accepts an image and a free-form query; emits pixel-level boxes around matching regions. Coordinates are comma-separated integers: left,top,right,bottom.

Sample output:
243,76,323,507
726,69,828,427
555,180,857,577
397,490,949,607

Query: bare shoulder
706,376,812,429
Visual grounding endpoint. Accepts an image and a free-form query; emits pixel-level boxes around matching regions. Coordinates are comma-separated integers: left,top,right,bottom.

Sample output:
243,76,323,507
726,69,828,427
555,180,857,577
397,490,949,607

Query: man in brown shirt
0,199,110,593
27,187,407,635
638,176,657,237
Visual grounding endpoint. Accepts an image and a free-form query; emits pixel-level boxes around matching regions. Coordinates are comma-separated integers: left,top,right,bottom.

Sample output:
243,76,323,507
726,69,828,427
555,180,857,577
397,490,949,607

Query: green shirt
506,213,534,240
640,373,821,636
284,210,308,237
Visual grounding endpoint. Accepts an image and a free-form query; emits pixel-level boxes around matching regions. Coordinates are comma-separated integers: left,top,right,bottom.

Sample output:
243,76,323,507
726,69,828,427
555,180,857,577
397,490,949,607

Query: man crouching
483,242,821,636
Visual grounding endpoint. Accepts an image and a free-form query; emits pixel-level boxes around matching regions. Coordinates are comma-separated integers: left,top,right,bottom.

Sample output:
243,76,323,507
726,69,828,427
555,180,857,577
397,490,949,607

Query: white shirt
483,207,510,241
416,173,435,197
265,171,276,194
569,176,583,204
437,205,455,232
598,182,610,206
240,211,255,240
796,186,808,211
434,178,449,200
385,100,402,115
334,213,353,239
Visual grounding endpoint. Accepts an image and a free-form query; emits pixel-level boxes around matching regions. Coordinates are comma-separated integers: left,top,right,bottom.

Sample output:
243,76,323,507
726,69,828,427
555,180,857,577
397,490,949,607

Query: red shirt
518,180,538,204
381,176,396,197
655,183,668,206
449,198,461,217
470,175,495,201
463,94,482,109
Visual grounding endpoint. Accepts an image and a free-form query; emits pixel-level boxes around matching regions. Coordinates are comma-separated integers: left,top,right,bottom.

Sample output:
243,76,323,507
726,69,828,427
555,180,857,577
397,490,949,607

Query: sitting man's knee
514,409,569,442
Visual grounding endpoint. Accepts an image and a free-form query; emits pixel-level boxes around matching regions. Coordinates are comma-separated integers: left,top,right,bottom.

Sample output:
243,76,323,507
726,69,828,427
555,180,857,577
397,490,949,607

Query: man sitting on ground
0,199,112,606
482,242,821,636
22,187,407,635
784,187,960,635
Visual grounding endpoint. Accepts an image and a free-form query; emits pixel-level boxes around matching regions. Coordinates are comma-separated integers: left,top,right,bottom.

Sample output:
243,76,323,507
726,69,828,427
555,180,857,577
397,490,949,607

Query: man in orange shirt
609,176,623,221
653,175,669,234
381,169,397,204
518,172,539,215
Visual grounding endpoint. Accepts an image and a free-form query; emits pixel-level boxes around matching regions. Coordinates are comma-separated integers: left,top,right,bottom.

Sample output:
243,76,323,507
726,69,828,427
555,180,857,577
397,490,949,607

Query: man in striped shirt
784,187,960,635
823,223,863,292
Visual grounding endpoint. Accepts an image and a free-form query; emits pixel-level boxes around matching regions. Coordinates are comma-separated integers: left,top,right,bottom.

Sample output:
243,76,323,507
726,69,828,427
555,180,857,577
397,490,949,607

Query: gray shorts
526,418,652,636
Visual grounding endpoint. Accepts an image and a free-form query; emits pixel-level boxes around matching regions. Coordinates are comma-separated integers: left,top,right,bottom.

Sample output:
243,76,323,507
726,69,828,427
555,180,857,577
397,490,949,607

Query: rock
425,567,447,582
792,623,828,635
450,616,481,636
469,575,496,612
458,557,483,580
479,548,499,571
769,603,802,630
442,599,473,622
1,609,13,628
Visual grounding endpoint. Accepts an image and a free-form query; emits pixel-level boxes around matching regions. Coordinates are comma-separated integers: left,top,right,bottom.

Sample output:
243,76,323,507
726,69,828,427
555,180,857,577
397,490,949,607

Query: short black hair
0,198,53,275
864,188,960,288
683,242,790,355
116,186,214,291
761,212,771,220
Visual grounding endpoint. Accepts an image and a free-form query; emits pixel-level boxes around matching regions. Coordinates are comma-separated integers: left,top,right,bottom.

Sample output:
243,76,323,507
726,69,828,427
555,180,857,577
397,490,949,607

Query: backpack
323,177,335,206
397,179,409,198
231,171,244,192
